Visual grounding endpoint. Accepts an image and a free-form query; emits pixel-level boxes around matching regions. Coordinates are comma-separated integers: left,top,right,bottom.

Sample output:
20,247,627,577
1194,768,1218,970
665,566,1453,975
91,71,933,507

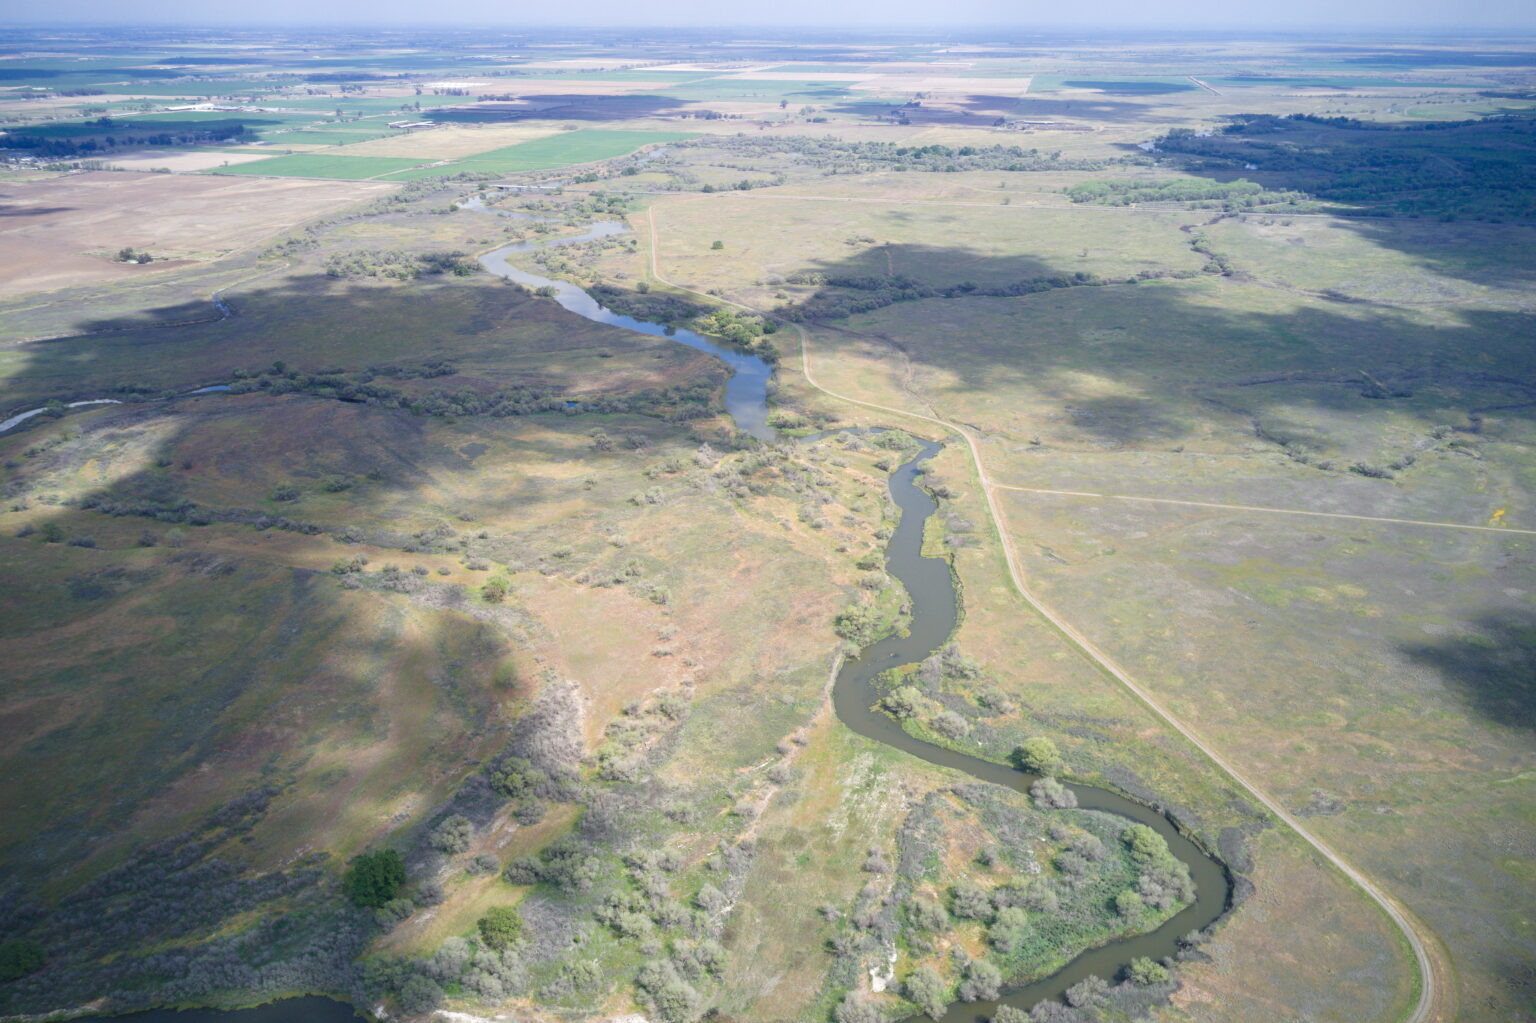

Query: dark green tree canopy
343,849,406,908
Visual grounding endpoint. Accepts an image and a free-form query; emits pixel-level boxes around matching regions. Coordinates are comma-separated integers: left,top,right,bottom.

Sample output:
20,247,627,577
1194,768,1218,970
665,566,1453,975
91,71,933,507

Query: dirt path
640,199,1453,1023
993,483,1534,536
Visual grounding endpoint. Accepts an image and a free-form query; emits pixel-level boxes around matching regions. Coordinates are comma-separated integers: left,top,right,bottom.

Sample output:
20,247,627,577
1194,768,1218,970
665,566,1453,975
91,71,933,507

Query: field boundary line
638,197,1450,1023
994,484,1535,535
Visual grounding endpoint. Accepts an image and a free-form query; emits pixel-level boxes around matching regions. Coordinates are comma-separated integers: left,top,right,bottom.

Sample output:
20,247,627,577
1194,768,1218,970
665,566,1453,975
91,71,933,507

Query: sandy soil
0,171,394,298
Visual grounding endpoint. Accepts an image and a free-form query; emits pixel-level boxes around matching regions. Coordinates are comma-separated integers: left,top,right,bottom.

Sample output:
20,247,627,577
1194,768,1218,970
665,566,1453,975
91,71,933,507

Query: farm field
1,24,1534,1023
373,128,695,179
207,153,427,178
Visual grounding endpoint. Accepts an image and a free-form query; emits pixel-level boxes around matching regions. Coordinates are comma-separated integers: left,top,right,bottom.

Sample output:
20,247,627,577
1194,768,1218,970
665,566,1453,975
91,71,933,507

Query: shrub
488,755,546,799
835,993,884,1023
958,958,1002,1002
1123,824,1169,863
477,905,523,950
1127,956,1170,985
883,685,923,718
429,814,474,854
343,849,406,908
1064,975,1109,1008
514,798,546,825
932,710,969,739
1012,737,1064,776
905,964,949,1019
989,906,1030,954
908,894,949,932
398,973,444,1014
950,880,992,920
1030,777,1077,809
503,856,542,885
992,1006,1029,1023
637,960,701,1023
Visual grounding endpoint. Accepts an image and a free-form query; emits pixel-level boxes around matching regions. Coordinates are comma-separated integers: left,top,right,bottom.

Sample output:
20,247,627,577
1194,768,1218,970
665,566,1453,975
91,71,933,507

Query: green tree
710,240,724,250
343,848,406,908
477,905,523,950
0,939,44,981
1011,736,1064,776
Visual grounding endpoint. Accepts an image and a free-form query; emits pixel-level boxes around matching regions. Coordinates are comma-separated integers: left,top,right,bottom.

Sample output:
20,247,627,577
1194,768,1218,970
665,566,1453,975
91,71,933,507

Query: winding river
841,441,1229,1021
45,203,1228,1023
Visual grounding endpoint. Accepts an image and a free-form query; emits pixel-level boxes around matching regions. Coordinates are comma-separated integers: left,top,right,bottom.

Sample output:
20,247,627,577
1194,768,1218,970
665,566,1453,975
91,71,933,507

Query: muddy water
836,438,1231,1021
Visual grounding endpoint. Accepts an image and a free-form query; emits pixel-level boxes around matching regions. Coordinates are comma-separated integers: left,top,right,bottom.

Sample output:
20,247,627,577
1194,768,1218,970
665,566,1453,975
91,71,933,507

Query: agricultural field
207,154,427,179
1,23,1534,1023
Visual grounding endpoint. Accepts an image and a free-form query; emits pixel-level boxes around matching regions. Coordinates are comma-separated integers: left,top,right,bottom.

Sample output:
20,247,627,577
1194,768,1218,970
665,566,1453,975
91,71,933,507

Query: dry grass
0,171,392,298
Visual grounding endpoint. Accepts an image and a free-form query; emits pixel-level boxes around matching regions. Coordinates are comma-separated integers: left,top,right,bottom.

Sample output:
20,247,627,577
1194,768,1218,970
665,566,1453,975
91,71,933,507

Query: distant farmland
207,153,425,179
376,128,693,179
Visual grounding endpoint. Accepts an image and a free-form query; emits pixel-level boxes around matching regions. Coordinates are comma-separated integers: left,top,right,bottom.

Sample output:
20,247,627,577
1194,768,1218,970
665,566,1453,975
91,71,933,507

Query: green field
374,128,693,179
1028,75,1197,94
207,153,426,178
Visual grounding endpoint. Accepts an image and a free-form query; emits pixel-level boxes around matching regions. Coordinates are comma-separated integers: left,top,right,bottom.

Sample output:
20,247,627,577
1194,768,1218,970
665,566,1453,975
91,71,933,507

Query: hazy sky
7,0,1536,31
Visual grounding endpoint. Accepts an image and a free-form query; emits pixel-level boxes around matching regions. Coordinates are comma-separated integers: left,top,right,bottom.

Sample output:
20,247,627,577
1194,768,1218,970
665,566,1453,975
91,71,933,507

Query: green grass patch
206,154,425,179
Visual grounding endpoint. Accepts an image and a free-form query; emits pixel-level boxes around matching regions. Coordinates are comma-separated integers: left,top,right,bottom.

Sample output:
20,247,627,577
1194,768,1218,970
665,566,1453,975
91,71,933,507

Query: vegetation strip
641,197,1452,1023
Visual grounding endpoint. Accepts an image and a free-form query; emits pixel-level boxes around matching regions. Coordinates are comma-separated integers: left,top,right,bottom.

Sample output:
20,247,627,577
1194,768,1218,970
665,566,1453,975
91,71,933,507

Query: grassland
715,192,1534,1020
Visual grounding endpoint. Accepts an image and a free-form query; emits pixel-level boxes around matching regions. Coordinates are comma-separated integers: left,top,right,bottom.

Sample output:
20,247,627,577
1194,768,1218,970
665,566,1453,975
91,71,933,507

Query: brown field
0,171,392,298
97,149,279,173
